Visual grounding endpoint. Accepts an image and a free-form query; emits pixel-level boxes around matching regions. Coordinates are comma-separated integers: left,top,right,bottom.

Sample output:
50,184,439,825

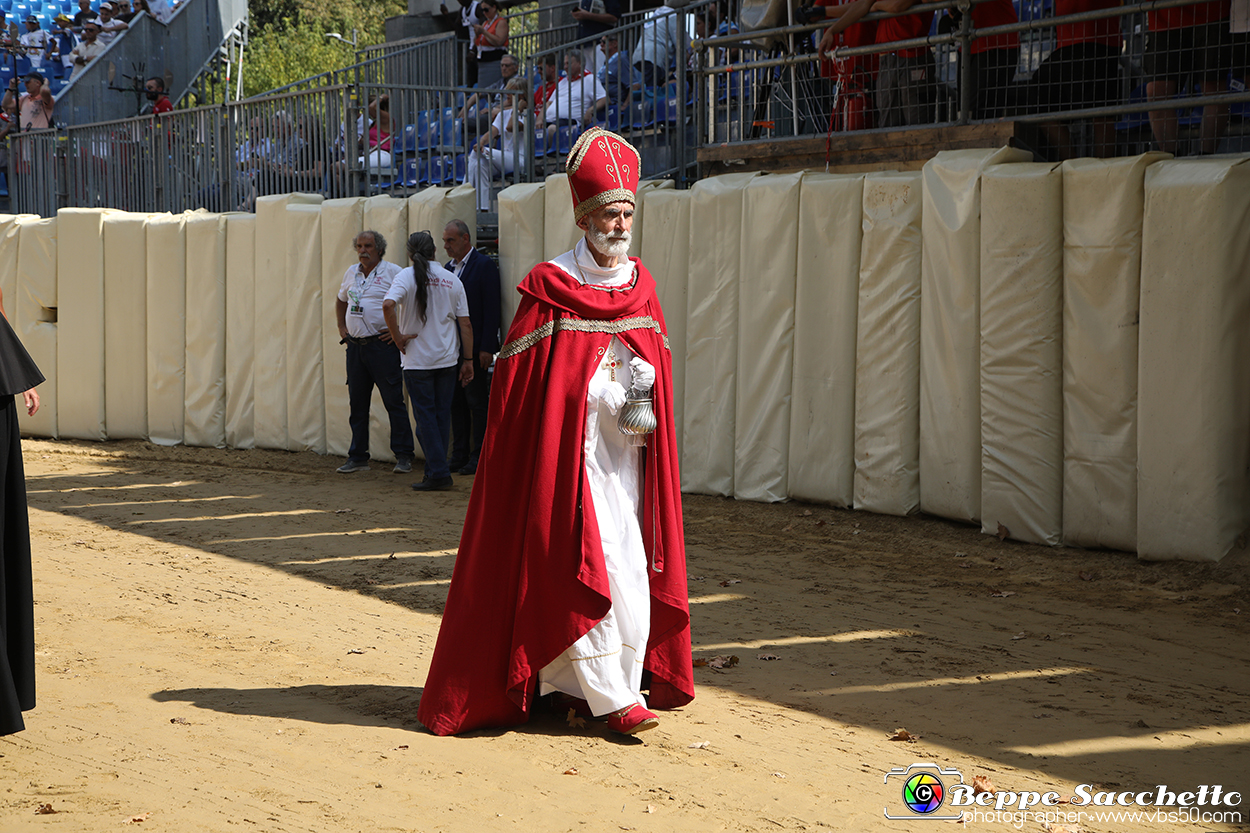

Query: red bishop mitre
566,127,641,223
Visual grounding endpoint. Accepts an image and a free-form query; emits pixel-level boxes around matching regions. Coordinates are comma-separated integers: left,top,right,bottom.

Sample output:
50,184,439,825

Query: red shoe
607,703,659,735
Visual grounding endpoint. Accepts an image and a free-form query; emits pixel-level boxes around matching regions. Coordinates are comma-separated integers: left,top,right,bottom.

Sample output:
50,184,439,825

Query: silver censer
617,386,657,436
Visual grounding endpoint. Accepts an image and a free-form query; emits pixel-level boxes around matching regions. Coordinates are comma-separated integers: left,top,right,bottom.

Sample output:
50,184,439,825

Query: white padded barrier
1138,157,1250,562
919,147,1029,523
285,204,326,454
735,172,803,503
854,172,923,516
16,216,56,438
145,213,187,446
1061,153,1167,551
640,188,691,462
408,184,478,249
497,182,546,338
224,214,256,449
628,180,674,261
103,213,150,440
253,193,323,450
543,173,582,260
56,208,115,441
980,163,1063,546
362,195,409,464
184,212,228,448
0,215,34,314
321,198,366,458
682,171,758,496
789,174,863,507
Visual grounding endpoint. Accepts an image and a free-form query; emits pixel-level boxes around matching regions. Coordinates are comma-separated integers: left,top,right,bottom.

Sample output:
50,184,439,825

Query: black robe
0,312,43,735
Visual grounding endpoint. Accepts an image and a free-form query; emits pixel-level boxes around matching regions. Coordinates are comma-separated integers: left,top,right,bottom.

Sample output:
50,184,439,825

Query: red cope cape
417,258,693,736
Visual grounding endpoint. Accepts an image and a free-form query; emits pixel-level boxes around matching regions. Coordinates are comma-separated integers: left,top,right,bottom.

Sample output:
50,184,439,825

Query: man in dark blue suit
442,219,501,475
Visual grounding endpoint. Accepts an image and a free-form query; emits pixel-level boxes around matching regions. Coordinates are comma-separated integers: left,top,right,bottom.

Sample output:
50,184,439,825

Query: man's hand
478,351,493,370
571,8,589,20
588,379,627,413
337,323,349,341
459,359,475,386
818,24,838,56
378,329,394,344
390,329,410,349
22,388,39,416
629,357,655,392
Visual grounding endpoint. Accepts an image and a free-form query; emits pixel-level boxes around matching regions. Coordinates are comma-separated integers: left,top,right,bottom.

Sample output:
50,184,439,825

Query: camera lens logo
884,763,964,820
902,772,944,814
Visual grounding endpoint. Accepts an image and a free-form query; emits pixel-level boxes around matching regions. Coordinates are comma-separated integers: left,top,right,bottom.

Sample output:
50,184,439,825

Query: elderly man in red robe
418,128,693,737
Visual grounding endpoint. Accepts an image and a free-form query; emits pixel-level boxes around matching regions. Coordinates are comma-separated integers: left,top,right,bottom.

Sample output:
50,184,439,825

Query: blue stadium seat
400,157,422,187
453,153,466,182
415,108,439,151
399,123,417,153
554,123,580,155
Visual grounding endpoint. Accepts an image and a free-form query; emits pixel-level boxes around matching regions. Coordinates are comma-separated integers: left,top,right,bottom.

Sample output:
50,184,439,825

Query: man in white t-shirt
543,50,607,133
382,231,474,492
334,230,416,474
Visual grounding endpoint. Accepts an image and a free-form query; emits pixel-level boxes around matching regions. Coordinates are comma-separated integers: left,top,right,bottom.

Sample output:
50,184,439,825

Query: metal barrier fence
11,84,350,215
693,0,1250,160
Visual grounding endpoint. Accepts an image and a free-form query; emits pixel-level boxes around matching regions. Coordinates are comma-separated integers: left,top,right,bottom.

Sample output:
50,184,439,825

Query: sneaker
607,703,659,735
393,459,413,474
411,476,454,492
336,460,370,474
458,462,477,475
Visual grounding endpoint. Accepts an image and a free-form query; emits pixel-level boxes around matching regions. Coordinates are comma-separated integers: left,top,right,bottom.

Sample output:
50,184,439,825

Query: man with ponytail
419,128,693,737
382,232,474,492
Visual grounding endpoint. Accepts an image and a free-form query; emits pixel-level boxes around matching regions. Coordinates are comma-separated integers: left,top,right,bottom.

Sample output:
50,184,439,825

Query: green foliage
240,0,405,97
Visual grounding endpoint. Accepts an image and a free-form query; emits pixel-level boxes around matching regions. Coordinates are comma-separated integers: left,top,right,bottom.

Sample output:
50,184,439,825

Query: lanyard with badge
347,265,378,317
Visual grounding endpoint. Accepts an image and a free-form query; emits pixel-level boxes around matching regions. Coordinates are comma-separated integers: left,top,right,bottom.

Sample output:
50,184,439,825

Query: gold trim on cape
497,315,671,361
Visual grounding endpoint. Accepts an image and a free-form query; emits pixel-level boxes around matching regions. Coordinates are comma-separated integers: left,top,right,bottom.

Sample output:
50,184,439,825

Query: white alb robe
538,239,651,717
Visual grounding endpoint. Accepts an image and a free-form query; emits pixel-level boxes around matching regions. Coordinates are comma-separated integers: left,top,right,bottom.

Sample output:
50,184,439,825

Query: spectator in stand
465,77,530,210
1014,0,1120,158
69,21,106,79
632,3,681,89
115,0,137,23
73,0,95,30
572,0,620,76
471,0,509,90
599,33,635,106
19,16,54,71
958,0,1019,119
807,0,877,130
818,0,936,127
50,15,76,78
544,50,607,139
1145,0,1234,154
96,2,129,45
460,52,519,136
441,0,482,86
3,73,54,132
534,53,560,110
331,93,394,191
143,76,173,114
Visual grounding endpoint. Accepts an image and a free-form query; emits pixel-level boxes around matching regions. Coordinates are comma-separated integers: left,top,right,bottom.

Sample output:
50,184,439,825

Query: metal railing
12,84,350,215
692,0,1250,160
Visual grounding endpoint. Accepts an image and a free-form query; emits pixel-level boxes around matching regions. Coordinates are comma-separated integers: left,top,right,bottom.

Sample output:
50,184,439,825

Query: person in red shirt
819,0,936,127
961,0,1019,119
1017,0,1121,158
533,53,560,110
144,76,173,115
1144,0,1234,154
810,0,878,129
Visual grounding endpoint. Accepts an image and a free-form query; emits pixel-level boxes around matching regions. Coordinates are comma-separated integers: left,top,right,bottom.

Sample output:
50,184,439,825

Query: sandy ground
1,439,1247,833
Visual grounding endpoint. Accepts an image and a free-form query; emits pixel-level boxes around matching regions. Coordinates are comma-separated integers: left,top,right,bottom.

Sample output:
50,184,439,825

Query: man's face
25,20,38,30
565,54,582,77
356,234,381,270
82,23,99,40
602,37,618,56
500,56,518,79
99,5,112,19
79,0,90,10
580,201,634,259
144,80,161,100
442,226,471,262
544,62,558,82
23,77,41,95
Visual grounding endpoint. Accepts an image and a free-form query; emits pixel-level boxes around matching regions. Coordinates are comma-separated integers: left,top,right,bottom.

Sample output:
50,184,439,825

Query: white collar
573,238,633,286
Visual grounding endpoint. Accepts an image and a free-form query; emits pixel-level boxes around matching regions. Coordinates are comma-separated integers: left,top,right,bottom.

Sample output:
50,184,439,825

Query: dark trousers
450,357,491,468
346,340,414,464
405,366,458,481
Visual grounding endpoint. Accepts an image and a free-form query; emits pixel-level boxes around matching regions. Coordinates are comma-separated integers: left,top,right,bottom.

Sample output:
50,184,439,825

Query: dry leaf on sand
563,767,579,776
719,579,742,587
123,813,151,824
888,728,917,742
706,655,739,669
566,708,586,729
991,591,1016,598
688,741,710,749
996,523,1010,541
757,653,781,661
34,804,57,815
1042,823,1083,833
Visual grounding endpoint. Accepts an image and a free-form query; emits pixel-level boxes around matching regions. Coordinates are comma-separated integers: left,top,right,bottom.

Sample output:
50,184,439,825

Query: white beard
587,225,631,259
